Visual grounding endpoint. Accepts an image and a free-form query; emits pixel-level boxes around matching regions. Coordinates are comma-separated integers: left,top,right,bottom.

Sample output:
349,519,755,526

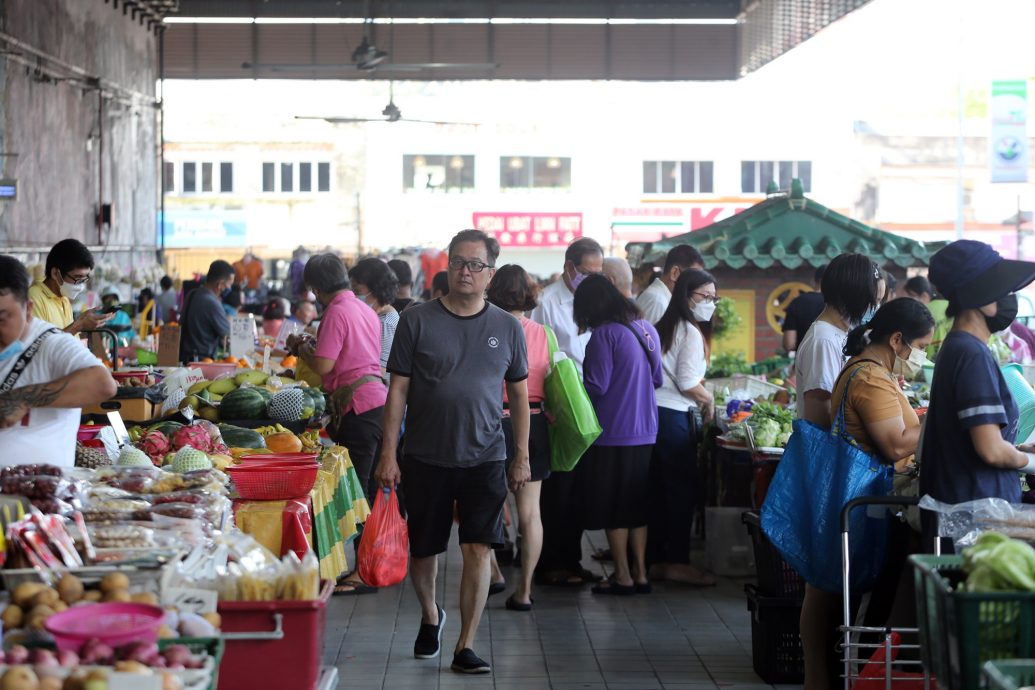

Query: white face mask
691,299,716,322
892,342,928,379
60,282,85,301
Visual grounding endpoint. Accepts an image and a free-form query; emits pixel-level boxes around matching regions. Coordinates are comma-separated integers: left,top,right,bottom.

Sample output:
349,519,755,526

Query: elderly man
602,257,634,298
0,255,117,466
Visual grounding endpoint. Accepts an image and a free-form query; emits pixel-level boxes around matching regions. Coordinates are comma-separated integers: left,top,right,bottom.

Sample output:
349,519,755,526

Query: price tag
162,586,218,614
262,344,272,374
157,324,181,366
229,315,257,359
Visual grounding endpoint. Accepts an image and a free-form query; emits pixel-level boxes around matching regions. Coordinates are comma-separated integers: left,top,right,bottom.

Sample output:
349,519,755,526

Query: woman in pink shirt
487,265,551,611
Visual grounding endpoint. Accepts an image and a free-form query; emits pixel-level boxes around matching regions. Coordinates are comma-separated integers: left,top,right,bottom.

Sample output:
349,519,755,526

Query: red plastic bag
852,632,931,690
357,487,409,587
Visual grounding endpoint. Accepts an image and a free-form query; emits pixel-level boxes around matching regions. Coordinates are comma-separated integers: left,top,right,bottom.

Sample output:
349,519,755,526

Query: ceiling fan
295,81,480,126
241,0,497,75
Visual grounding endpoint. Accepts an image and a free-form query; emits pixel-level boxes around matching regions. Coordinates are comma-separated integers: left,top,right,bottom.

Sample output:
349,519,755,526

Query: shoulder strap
544,324,558,370
622,322,653,364
831,358,881,436
0,328,61,394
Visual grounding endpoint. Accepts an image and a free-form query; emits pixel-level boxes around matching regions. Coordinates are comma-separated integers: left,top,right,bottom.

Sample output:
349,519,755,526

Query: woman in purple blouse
573,275,663,595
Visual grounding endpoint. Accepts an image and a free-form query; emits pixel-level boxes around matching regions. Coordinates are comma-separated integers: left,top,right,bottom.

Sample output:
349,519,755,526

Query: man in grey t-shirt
376,229,530,675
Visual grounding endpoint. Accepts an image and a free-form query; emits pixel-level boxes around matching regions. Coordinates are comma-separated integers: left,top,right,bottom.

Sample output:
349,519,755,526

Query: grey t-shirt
387,299,528,468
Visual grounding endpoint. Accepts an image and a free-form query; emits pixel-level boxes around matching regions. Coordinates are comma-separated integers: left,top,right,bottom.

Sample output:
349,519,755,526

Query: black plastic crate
743,510,805,599
745,583,805,684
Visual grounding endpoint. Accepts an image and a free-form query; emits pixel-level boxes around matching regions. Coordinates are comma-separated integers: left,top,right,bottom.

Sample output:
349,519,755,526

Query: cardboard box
81,397,158,423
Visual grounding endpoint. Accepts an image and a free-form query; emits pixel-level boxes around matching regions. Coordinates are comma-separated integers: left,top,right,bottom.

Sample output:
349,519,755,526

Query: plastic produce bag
357,487,409,587
543,326,601,472
917,495,1035,552
761,370,894,593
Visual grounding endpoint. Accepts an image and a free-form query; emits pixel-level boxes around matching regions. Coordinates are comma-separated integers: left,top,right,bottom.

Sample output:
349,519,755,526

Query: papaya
265,431,303,453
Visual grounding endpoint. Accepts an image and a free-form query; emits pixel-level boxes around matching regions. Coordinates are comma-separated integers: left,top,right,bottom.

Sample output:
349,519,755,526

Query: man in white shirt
636,245,705,324
529,237,604,587
0,256,117,467
530,238,604,375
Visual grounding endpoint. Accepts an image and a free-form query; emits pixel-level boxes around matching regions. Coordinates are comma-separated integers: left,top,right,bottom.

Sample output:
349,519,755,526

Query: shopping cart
840,496,933,690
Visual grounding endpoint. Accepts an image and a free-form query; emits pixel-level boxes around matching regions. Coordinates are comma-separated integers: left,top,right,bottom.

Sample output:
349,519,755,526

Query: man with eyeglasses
28,239,113,334
636,244,705,325
376,229,530,675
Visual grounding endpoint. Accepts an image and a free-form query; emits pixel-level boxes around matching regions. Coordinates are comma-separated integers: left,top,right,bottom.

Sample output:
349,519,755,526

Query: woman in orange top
486,265,551,611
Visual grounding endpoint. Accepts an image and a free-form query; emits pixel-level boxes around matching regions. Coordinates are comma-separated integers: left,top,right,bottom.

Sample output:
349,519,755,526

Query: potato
1,605,23,629
81,590,103,603
130,592,159,606
40,678,63,690
12,582,46,608
27,613,50,631
29,588,59,609
28,604,54,621
103,589,131,603
52,601,67,613
113,660,151,675
1,666,40,690
57,575,84,604
201,612,221,629
99,572,130,593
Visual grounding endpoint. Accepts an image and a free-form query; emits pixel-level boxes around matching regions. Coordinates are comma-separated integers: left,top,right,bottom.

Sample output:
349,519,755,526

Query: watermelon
220,388,268,420
218,424,267,449
301,388,326,418
253,388,273,404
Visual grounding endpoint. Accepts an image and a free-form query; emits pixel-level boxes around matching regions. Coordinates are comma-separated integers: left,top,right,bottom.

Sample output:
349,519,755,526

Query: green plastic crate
984,659,1035,689
911,554,1035,690
160,637,225,690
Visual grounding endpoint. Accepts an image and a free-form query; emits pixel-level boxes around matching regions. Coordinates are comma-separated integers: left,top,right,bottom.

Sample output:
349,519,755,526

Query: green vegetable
962,532,1035,592
963,531,1011,571
706,352,751,378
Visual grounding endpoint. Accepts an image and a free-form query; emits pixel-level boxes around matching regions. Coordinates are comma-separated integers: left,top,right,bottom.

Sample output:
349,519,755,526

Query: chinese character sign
991,79,1028,184
473,213,583,247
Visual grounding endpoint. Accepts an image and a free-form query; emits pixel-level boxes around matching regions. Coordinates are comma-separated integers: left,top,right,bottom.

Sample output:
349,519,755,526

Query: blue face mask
0,340,24,362
221,286,232,299
860,305,879,325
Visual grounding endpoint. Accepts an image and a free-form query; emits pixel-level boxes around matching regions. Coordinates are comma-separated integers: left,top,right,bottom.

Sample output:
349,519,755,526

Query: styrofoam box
705,507,756,577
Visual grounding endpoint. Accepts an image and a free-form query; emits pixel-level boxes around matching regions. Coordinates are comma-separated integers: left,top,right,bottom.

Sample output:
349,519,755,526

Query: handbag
760,361,894,593
543,325,601,472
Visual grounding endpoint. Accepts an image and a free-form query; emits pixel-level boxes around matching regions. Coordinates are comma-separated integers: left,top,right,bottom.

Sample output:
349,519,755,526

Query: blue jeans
647,407,698,565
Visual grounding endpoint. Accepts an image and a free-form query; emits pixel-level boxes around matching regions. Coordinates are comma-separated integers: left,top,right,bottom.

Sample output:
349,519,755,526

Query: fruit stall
0,348,364,690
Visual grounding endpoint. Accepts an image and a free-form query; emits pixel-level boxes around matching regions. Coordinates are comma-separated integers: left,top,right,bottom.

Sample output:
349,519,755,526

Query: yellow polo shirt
28,281,73,329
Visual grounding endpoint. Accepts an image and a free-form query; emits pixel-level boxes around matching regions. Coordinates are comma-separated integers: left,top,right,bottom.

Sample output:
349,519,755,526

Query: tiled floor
324,531,803,690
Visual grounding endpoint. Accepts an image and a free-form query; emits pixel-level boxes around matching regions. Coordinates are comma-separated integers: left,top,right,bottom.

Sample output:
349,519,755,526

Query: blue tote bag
761,363,894,593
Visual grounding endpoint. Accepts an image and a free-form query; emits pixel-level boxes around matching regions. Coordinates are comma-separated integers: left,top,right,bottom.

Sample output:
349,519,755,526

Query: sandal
634,581,653,594
505,595,533,611
488,581,506,596
535,570,586,587
579,567,602,583
591,577,635,596
333,579,379,596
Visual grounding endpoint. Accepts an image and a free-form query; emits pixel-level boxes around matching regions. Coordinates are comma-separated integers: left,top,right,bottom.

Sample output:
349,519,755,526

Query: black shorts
400,456,507,558
502,412,551,482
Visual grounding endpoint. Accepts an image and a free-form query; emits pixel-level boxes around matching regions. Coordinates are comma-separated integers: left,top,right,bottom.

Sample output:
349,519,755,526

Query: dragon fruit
172,425,213,453
136,431,171,465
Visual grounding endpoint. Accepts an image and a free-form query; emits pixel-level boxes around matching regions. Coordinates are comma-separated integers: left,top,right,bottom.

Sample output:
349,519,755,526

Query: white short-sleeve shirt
794,319,848,419
656,320,708,412
635,279,672,326
530,280,590,376
0,318,104,467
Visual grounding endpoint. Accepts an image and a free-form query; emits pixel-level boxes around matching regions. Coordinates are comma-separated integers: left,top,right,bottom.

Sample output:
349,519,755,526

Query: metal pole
158,26,166,261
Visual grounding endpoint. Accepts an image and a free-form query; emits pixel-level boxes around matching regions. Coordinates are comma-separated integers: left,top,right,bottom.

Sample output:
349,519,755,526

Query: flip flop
505,595,533,611
535,571,585,587
591,577,635,596
333,579,379,596
488,581,506,596
634,582,653,594
579,568,602,583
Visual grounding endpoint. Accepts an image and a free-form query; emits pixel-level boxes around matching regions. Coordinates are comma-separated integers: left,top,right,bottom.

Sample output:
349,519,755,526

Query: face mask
859,304,878,326
985,293,1019,333
60,282,85,300
893,342,928,379
221,286,232,299
0,339,24,363
568,267,589,292
691,299,716,322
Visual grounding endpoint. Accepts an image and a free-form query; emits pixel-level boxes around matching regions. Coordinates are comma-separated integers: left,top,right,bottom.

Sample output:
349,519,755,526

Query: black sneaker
451,648,492,674
413,605,446,659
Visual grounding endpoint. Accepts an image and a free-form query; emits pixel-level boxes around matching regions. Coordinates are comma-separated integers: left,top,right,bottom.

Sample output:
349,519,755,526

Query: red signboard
473,212,583,247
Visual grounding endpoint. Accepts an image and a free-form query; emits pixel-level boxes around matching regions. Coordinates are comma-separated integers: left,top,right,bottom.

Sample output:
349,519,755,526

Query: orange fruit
281,355,297,368
200,357,214,364
237,359,248,368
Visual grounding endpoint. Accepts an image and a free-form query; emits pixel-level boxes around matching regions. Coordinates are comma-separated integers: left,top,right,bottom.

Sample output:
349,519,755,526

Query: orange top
234,259,264,290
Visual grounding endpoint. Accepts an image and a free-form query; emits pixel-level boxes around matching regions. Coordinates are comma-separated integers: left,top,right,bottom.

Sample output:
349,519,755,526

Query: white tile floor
324,531,804,690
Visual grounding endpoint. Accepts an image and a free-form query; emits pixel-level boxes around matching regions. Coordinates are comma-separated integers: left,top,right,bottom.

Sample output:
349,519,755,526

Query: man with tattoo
0,256,116,466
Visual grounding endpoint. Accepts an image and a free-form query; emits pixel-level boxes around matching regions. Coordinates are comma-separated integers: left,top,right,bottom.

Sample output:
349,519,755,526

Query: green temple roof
626,182,941,271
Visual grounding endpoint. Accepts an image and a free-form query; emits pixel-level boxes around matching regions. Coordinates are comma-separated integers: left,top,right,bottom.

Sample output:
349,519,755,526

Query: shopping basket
840,496,932,690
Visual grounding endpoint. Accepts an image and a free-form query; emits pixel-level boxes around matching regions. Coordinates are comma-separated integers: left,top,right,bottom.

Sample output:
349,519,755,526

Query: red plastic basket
239,452,320,465
227,463,319,500
44,603,164,652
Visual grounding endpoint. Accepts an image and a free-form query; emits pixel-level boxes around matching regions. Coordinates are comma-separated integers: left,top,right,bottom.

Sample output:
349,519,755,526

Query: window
220,162,233,193
500,156,571,189
182,162,196,193
299,163,312,192
317,162,330,192
642,161,714,194
403,155,475,192
162,162,174,193
262,163,275,192
201,163,213,192
281,163,293,192
740,160,812,193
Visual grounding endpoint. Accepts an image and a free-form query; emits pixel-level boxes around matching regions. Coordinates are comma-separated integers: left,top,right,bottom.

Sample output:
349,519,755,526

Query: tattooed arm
0,367,117,428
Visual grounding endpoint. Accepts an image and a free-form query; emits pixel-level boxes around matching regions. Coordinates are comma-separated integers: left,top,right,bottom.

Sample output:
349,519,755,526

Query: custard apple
171,447,213,474
117,446,154,468
268,388,307,422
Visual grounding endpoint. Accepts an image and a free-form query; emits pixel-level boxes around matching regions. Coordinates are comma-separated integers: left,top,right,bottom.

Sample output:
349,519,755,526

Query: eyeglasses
63,273,90,286
448,258,494,273
692,292,720,304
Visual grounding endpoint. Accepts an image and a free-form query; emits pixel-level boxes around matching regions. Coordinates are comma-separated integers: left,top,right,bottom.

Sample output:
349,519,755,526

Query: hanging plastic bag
543,326,601,472
357,487,409,587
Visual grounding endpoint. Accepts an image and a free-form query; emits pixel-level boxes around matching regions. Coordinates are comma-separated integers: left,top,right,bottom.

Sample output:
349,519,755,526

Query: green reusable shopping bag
542,325,601,472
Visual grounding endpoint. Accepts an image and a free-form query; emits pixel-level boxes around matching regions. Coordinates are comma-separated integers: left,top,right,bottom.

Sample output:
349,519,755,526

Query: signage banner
473,212,582,247
990,79,1028,183
160,209,247,248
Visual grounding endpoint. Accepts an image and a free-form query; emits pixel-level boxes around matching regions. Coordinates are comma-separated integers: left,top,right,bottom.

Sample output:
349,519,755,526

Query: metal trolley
840,496,933,689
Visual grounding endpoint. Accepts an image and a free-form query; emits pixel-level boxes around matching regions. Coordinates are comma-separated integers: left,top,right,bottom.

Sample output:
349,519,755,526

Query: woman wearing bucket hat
920,239,1035,548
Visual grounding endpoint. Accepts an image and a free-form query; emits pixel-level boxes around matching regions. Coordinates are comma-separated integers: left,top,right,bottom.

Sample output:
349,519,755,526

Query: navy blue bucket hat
929,239,1035,310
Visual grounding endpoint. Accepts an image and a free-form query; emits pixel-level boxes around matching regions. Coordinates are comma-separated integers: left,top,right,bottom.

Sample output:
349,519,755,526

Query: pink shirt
504,316,548,406
313,291,387,415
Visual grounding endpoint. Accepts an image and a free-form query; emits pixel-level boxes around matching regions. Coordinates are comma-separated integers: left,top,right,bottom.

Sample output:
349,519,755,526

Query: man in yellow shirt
28,240,112,334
